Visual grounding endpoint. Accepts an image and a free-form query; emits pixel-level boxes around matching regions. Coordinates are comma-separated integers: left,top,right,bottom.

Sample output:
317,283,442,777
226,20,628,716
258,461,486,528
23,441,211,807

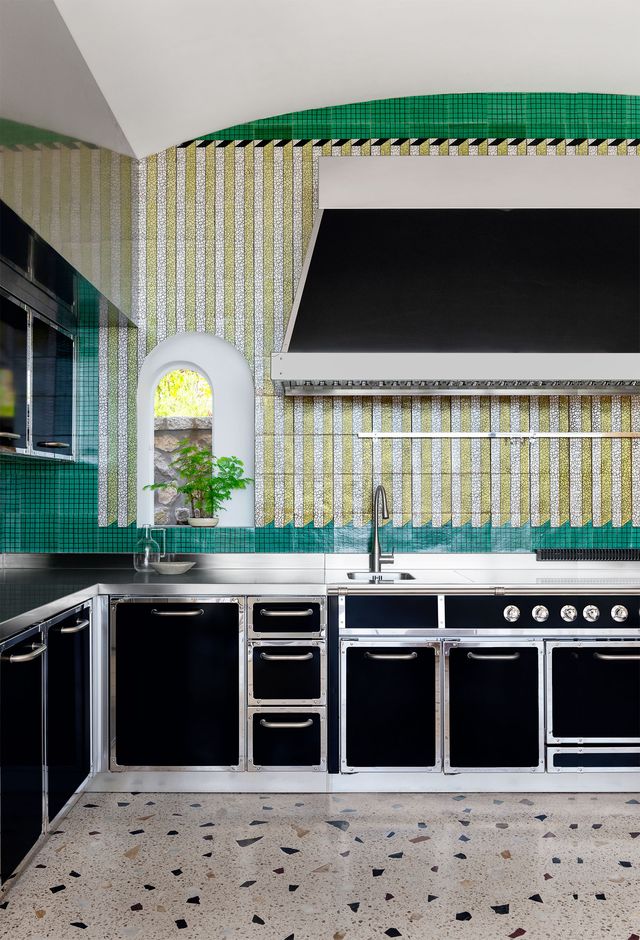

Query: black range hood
271,157,640,396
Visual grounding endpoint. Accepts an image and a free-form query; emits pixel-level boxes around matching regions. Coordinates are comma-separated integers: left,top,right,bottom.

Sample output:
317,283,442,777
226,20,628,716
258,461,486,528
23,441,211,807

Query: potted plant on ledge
145,440,252,527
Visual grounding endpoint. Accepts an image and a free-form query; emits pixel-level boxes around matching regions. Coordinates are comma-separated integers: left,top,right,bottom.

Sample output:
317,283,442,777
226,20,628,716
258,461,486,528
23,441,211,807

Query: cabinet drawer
548,747,640,772
249,642,325,704
248,708,326,770
249,597,325,637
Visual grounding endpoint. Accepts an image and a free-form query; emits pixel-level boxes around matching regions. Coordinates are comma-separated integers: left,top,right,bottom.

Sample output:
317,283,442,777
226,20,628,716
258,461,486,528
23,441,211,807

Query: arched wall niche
136,332,255,526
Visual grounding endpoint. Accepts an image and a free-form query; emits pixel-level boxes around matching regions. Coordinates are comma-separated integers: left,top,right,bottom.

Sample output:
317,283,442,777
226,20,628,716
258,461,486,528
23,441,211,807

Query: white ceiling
1,0,640,160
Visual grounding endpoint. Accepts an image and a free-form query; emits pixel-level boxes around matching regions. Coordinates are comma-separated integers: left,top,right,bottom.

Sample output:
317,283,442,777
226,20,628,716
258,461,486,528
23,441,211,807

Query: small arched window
137,333,254,526
153,368,213,525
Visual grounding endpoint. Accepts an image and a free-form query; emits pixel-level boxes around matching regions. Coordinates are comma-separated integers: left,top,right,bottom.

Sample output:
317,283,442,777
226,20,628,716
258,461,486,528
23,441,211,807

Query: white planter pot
187,516,219,527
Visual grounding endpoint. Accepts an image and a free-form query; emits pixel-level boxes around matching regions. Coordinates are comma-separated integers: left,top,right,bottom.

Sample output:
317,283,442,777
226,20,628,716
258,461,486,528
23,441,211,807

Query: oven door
547,641,640,744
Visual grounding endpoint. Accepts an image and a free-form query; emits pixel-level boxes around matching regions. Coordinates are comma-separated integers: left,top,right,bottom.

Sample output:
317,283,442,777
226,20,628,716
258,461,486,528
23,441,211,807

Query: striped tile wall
2,135,640,534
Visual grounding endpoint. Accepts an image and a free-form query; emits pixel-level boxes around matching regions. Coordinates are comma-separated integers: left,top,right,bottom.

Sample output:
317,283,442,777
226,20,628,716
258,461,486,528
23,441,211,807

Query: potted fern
145,440,252,527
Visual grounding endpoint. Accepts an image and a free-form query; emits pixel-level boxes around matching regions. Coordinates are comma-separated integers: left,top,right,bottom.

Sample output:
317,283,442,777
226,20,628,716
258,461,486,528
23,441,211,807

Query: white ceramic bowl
187,516,219,527
150,561,196,575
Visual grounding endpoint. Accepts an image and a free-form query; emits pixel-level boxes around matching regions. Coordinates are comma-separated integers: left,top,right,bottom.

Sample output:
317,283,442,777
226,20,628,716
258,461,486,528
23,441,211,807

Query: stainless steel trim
594,651,640,661
467,651,520,661
259,718,314,729
59,618,90,634
247,706,327,772
259,651,314,661
443,640,545,774
248,595,325,638
259,608,313,618
340,639,442,774
150,607,204,617
545,640,640,745
248,640,326,706
547,746,640,774
365,650,418,661
109,597,246,772
5,641,47,663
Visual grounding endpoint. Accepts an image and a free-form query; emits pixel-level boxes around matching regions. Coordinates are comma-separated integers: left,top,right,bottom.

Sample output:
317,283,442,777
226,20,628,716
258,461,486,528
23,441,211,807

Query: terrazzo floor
0,791,639,939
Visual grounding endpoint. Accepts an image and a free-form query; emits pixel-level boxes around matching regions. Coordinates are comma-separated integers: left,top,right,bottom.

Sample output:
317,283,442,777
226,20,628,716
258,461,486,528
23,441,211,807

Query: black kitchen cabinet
446,643,542,770
0,294,28,451
549,644,640,741
46,609,91,821
250,710,324,768
343,643,439,769
31,315,73,455
250,643,323,702
112,600,241,768
0,630,46,884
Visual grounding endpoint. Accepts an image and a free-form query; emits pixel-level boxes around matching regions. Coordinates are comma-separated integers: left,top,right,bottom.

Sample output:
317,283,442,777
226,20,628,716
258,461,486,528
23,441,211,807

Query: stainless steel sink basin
347,571,416,583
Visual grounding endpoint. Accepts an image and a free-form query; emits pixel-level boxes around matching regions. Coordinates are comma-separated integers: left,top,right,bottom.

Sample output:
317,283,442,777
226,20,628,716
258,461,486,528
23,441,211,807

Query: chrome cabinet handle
60,617,90,634
467,651,520,661
259,651,314,662
259,718,313,730
36,441,70,448
259,608,314,618
594,651,640,661
365,650,418,661
0,431,20,439
4,642,47,663
151,608,204,617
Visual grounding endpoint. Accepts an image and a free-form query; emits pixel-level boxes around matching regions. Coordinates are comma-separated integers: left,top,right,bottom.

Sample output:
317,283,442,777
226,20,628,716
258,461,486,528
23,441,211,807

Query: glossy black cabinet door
251,645,321,701
345,645,438,768
0,636,45,884
113,602,240,768
31,316,73,455
47,613,91,822
251,712,322,767
447,646,541,769
0,296,28,450
550,646,640,740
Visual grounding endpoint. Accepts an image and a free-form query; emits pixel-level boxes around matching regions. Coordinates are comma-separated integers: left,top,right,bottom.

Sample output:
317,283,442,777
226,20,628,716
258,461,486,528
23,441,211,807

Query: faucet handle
380,551,395,566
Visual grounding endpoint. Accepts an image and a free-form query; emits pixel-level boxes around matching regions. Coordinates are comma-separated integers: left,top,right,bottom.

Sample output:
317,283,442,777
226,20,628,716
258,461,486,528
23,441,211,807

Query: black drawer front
550,646,640,740
446,595,640,630
251,712,322,767
252,601,322,634
251,645,321,701
344,595,438,630
551,749,640,770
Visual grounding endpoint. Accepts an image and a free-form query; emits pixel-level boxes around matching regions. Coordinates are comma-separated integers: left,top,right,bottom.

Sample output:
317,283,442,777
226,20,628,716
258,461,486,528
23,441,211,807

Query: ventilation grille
536,549,640,562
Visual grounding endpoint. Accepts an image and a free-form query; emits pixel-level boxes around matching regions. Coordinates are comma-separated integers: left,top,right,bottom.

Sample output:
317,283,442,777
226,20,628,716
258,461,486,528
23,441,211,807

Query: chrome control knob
611,604,628,623
583,604,600,623
503,605,520,623
560,604,578,622
532,604,549,622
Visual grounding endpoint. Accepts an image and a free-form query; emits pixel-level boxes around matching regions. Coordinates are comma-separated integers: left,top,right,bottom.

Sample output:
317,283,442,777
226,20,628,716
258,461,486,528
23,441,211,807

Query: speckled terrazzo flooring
0,792,639,940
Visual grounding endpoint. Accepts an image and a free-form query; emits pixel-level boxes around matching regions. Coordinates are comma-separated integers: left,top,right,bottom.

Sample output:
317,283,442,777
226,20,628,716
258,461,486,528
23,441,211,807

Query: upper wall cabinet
0,200,76,461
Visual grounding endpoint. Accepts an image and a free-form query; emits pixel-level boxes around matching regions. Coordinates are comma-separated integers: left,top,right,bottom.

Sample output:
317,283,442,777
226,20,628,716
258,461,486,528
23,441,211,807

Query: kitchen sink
347,571,416,583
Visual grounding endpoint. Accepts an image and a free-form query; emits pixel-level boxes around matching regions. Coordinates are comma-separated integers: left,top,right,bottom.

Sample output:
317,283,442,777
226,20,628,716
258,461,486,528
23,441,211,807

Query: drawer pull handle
0,431,20,440
259,718,314,730
365,651,418,661
35,441,70,449
4,642,47,664
594,652,640,661
60,618,90,634
259,608,314,618
259,651,314,662
151,608,204,617
467,651,520,661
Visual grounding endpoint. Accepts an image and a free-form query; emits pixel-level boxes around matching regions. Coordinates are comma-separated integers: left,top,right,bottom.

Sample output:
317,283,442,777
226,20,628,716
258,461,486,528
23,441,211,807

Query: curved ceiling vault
1,0,640,159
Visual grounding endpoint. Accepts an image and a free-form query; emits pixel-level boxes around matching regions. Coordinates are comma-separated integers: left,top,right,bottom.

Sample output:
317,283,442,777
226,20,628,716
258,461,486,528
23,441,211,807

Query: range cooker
335,588,640,776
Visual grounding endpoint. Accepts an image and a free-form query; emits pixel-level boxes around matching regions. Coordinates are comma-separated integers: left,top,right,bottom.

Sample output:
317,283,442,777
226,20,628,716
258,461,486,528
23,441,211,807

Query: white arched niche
137,332,255,526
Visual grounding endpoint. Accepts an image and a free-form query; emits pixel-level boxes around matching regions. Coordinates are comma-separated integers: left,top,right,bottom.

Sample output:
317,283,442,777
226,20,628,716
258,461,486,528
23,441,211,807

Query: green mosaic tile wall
3,95,640,553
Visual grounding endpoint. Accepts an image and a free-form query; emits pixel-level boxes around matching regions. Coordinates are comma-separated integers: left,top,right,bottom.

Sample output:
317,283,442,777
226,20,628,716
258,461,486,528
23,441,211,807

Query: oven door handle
467,651,520,661
259,651,314,662
365,651,418,661
594,651,640,661
259,718,313,730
